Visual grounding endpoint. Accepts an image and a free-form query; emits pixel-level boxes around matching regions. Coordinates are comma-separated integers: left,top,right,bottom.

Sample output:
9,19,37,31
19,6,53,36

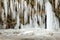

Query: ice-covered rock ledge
0,28,60,40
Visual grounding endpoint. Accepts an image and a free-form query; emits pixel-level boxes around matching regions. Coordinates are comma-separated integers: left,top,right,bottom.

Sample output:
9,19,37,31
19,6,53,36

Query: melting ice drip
45,0,59,31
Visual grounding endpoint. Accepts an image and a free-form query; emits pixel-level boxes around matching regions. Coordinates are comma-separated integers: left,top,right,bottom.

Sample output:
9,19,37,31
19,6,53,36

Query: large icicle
28,4,33,28
10,0,16,19
14,0,20,29
3,0,8,18
45,0,59,31
24,1,28,24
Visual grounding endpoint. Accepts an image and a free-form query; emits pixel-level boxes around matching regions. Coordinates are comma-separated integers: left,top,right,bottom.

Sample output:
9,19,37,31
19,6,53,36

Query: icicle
24,1,28,24
15,13,20,29
19,3,21,9
38,14,42,25
45,0,59,31
1,9,4,21
21,0,24,12
28,4,33,28
54,16,59,30
10,0,16,19
19,3,21,29
3,0,8,18
33,14,38,28
34,0,37,11
21,24,24,29
29,17,32,27
14,0,20,29
45,1,54,31
15,0,19,11
55,0,59,9
31,8,38,28
1,9,6,29
38,0,43,10
38,13,45,29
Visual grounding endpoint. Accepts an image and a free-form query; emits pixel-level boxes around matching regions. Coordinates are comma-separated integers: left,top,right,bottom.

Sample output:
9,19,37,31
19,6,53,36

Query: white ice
45,0,59,31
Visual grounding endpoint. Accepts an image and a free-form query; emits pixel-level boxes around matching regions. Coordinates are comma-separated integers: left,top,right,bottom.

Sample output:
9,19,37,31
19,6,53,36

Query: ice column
45,0,59,31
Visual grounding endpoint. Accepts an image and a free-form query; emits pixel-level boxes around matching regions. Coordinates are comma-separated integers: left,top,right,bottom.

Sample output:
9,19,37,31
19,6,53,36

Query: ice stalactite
38,0,43,11
14,0,20,29
3,0,8,18
18,0,24,29
55,0,59,9
38,14,42,25
45,0,54,31
37,12,45,29
34,0,37,11
15,13,20,29
15,0,19,11
27,3,33,28
33,14,38,28
24,1,28,24
21,0,24,12
1,9,4,22
1,9,6,29
18,2,21,29
2,0,8,29
29,16,33,28
15,6,20,29
10,0,16,19
45,0,59,31
31,9,38,28
54,16,59,30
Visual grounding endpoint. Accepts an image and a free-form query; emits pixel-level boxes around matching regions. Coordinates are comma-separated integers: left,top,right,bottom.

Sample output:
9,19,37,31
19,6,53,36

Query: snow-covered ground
0,28,60,40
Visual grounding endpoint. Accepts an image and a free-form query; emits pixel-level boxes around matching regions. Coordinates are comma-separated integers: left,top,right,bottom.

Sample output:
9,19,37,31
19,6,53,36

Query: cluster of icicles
0,0,60,31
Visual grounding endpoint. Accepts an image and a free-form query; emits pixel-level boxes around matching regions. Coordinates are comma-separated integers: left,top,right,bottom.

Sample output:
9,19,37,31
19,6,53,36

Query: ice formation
45,0,59,31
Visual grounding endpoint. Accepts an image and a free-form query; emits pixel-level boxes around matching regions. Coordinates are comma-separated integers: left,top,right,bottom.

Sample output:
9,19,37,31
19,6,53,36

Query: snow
0,28,60,40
